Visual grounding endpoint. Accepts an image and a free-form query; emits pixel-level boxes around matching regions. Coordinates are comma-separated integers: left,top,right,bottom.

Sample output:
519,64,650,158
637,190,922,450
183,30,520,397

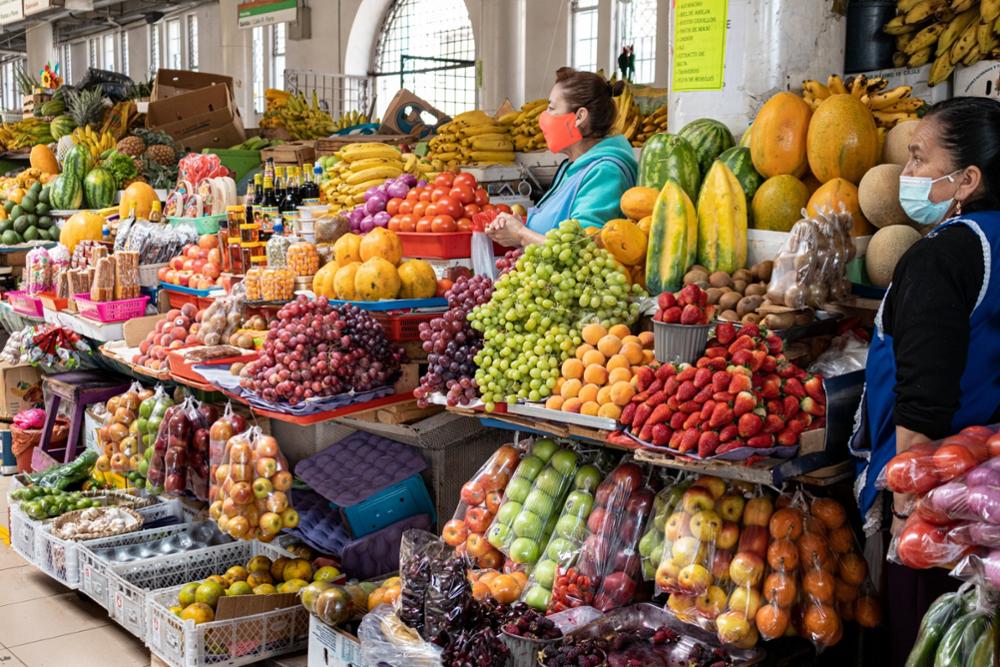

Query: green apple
533,559,558,589
495,500,522,526
524,489,555,518
512,510,543,539
534,467,564,497
487,522,511,549
555,513,586,541
509,537,541,564
650,542,664,564
531,438,559,462
546,536,574,562
574,464,603,492
522,584,551,610
549,449,578,476
515,455,545,481
504,477,532,503
638,529,661,558
563,490,594,518
652,511,668,532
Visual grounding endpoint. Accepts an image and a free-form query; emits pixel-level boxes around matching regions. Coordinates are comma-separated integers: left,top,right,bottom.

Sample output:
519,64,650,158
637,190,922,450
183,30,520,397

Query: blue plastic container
1,426,15,475
340,474,436,538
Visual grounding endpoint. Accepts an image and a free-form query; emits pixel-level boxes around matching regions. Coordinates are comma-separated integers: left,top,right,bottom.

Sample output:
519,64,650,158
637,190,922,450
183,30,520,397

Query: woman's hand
485,212,527,247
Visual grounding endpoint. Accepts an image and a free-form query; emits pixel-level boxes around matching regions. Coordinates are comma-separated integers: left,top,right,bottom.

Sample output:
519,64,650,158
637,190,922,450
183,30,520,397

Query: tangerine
803,569,836,604
763,572,797,607
834,579,858,604
839,552,867,586
767,539,799,571
769,508,804,540
488,574,521,604
755,603,790,640
828,525,854,554
810,498,847,530
797,532,830,568
855,596,881,628
803,603,842,646
181,602,215,624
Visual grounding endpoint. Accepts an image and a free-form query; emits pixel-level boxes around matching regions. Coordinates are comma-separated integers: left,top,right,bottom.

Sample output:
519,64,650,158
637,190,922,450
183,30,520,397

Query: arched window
616,0,657,84
373,0,476,117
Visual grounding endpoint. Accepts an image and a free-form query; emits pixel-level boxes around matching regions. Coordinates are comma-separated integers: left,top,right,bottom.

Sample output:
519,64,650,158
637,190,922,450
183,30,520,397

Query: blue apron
526,156,635,235
852,212,1000,523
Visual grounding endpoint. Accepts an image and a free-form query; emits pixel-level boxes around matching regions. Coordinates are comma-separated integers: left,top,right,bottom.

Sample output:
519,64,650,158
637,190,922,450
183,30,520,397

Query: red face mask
538,110,583,153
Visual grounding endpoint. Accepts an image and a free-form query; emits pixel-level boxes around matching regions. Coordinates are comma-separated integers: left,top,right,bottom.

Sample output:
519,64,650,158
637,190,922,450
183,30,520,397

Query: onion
400,173,417,187
386,180,410,199
969,523,1000,547
372,211,391,227
363,186,380,202
348,207,365,225
986,457,1000,471
967,485,1000,523
927,481,970,517
966,466,1000,489
365,196,387,215
417,179,428,187
359,215,375,233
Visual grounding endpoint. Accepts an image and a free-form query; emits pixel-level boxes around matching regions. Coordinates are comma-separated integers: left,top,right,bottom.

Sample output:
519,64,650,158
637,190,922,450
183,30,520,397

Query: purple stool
37,370,131,467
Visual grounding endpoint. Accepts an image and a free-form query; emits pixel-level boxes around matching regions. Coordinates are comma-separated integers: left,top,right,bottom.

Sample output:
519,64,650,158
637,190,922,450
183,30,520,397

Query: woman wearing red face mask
487,67,638,248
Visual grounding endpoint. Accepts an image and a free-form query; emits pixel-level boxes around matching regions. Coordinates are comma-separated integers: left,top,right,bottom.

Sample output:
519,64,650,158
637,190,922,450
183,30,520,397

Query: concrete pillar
25,21,57,76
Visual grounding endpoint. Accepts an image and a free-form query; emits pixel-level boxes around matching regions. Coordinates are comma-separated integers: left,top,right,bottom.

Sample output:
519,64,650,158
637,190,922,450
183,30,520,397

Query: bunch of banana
884,0,1000,86
506,99,547,152
71,126,115,159
264,88,291,111
632,106,668,147
7,118,54,149
333,110,378,131
100,100,139,141
230,136,276,151
800,74,928,128
427,110,515,169
260,91,334,140
320,142,425,209
611,83,642,143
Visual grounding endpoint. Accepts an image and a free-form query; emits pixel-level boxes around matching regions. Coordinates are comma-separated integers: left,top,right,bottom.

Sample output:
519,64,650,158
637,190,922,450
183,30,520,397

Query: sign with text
0,0,23,25
238,0,296,29
671,0,728,92
24,0,63,16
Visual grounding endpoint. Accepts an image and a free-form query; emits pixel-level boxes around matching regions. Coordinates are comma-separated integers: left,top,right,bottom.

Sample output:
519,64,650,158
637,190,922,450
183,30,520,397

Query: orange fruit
607,367,632,385
575,343,595,360
642,350,655,364
510,571,528,589
756,603,790,640
763,571,797,607
578,383,600,403
638,330,654,348
609,324,631,339
767,538,799,571
581,349,606,367
478,571,500,586
606,354,629,371
596,335,623,357
855,596,881,628
803,569,835,604
610,381,635,406
488,574,521,604
798,532,830,568
180,602,215,624
562,398,583,413
561,358,584,380
560,379,582,399
769,508,804,540
581,323,607,346
583,364,608,385
381,586,400,606
581,401,600,416
368,588,385,610
838,552,867,586
545,395,564,410
598,403,621,420
471,581,490,600
811,498,847,530
620,342,644,365
834,579,858,604
596,385,614,404
803,603,841,646
828,526,854,554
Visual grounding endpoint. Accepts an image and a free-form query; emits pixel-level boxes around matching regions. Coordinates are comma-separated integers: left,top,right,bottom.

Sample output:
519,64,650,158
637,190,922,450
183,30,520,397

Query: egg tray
294,430,427,507
87,521,229,563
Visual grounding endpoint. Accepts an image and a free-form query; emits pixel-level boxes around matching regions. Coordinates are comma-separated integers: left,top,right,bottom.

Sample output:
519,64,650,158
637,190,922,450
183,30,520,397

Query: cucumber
907,592,967,667
968,622,995,667
935,612,988,667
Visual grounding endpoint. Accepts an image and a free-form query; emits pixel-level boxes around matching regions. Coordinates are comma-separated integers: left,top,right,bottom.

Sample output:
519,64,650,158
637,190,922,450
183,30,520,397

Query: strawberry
698,431,720,458
783,396,800,419
638,423,654,442
717,441,744,455
709,403,735,429
680,304,704,325
759,375,781,399
705,346,729,359
679,428,700,453
800,396,826,417
635,366,656,391
667,395,680,411
764,334,783,355
679,284,701,307
694,386,714,404
655,364,677,381
670,411,686,430
804,375,825,402
763,414,785,434
704,357,728,371
647,404,671,427
719,423,739,443
749,349,767,372
731,349,753,368
633,403,653,431
776,428,799,446
669,431,683,449
716,322,738,346
761,355,778,373
676,366,696,382
777,361,798,379
652,423,671,446
712,391,735,403
677,380,697,401
645,390,666,407
733,391,757,417
643,380,664,397
766,399,784,416
620,402,637,426
697,288,708,309
786,416,808,434
662,306,683,323
680,401,701,415
664,377,680,396
747,434,774,448
658,292,677,310
783,377,806,399
694,367,713,389
700,400,717,422
728,335,756,356
712,370,731,393
683,412,702,430
738,412,764,438
741,323,761,339
728,372,753,394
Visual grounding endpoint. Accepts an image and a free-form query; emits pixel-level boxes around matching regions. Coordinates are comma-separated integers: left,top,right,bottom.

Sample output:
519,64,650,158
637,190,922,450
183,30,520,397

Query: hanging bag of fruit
207,403,249,502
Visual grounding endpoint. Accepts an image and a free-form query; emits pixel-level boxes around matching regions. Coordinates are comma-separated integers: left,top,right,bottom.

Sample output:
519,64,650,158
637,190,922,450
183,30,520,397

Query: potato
763,313,796,330
228,332,241,346
683,269,709,285
745,283,767,297
719,291,742,311
733,268,752,284
706,287,724,305
237,334,255,349
736,295,764,317
733,280,748,294
741,312,761,325
709,271,732,288
720,309,740,322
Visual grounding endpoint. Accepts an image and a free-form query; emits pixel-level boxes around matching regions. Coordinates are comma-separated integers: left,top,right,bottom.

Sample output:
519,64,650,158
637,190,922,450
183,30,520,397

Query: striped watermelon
49,174,83,210
83,168,116,209
717,146,764,202
637,133,701,203
62,145,92,183
678,118,735,176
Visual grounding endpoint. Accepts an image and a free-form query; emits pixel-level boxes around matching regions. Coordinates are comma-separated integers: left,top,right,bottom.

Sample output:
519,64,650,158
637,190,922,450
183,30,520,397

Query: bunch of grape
496,248,523,276
415,274,494,407
469,219,645,410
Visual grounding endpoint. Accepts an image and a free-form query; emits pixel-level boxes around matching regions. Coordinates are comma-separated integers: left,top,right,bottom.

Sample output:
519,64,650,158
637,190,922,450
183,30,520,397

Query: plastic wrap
266,234,292,268
878,425,999,495
287,242,319,276
808,331,870,378
244,268,262,300
904,585,977,667
185,400,217,500
196,283,246,346
95,382,152,475
260,267,294,301
315,213,350,245
162,397,195,493
118,220,198,263
207,404,249,502
396,529,475,641
766,206,853,309
358,603,442,666
145,402,178,491
638,477,692,581
24,247,52,294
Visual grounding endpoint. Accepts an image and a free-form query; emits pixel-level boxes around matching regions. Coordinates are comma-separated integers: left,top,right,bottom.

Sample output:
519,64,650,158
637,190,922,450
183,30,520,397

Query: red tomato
456,217,473,232
988,433,1000,458
496,203,512,214
463,203,481,218
942,435,988,462
416,217,433,233
431,215,457,233
413,201,428,218
960,425,995,441
474,187,489,206
449,185,475,205
387,215,401,232
405,189,420,203
425,203,438,217
453,172,477,189
895,518,945,569
481,204,497,215
436,196,464,220
386,197,403,215
915,496,953,526
436,278,454,297
884,450,939,494
419,189,432,202
399,214,417,232
434,173,456,189
431,187,450,202
932,444,979,481
398,200,414,215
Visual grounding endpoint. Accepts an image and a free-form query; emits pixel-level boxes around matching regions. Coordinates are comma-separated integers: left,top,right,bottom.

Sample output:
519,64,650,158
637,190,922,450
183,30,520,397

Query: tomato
419,189,432,202
435,196,464,220
474,187,489,206
914,496,952,526
435,278,454,297
988,433,1000,458
456,217,473,232
932,444,978,481
496,203,512,214
425,203,438,217
387,215,401,232
398,199,414,215
434,173,455,189
398,214,417,232
895,517,955,569
942,434,989,462
481,204,497,215
413,201,428,218
386,197,403,215
448,185,474,205
463,203,481,218
416,217,433,233
960,425,995,441
431,187,450,202
431,215,457,233
884,450,939,494
453,172,477,189
405,189,420,203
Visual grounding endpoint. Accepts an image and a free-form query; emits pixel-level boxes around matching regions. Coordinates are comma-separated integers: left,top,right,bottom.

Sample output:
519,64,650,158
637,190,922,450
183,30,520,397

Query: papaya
354,257,401,300
750,92,812,178
620,186,658,220
600,219,647,265
333,262,361,300
359,227,402,265
697,161,748,273
397,259,437,298
312,260,340,298
806,94,880,185
645,179,697,295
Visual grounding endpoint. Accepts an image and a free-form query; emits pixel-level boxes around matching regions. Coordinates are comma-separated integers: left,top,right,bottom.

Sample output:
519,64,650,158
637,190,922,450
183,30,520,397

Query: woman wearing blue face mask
852,96,1000,665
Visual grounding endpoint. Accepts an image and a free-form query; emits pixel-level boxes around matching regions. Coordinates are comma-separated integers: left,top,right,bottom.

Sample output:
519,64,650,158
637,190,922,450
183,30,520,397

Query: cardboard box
859,64,952,105
0,363,43,421
954,60,1000,100
307,615,362,667
379,89,450,139
147,83,246,151
261,141,317,166
151,69,234,102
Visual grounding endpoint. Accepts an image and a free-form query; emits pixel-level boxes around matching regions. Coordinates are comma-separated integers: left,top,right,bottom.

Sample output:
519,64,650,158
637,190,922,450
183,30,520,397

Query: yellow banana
880,97,926,112
849,74,869,96
869,85,913,109
899,0,929,9
938,7,980,54
906,0,944,23
905,22,947,53
497,111,519,125
893,51,909,67
460,124,507,137
827,74,849,94
963,42,986,63
978,18,995,51
337,143,402,162
467,150,516,163
928,52,956,85
347,157,404,173
884,15,920,34
469,137,514,151
873,110,920,127
951,20,979,58
950,0,978,11
983,0,1000,21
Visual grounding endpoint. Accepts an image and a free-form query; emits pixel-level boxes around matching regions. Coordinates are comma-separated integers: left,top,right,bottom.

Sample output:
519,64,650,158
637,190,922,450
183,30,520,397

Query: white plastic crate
144,541,304,667
9,504,39,563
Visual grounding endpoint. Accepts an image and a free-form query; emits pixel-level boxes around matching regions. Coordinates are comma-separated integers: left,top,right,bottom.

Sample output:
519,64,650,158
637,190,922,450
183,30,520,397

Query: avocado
22,226,38,242
3,200,13,214
39,188,50,205
10,205,22,220
37,215,51,229
2,230,20,244
29,182,41,196
12,216,28,234
0,220,12,234
21,196,35,213
36,203,49,215
26,214,37,226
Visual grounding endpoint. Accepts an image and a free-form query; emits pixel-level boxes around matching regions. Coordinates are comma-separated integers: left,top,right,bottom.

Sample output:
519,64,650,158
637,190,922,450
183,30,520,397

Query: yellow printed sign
672,0,729,92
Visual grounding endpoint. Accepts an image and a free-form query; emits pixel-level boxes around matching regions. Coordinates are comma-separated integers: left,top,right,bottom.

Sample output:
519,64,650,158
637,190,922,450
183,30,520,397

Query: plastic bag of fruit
161,396,196,494
197,283,246,346
96,381,151,474
916,456,1000,527
877,424,999,496
208,403,249,502
145,399,182,492
396,529,475,641
210,426,295,541
638,474,692,581
441,443,522,569
358,603,442,667
185,399,218,500
136,385,174,457
918,584,996,667
484,438,581,569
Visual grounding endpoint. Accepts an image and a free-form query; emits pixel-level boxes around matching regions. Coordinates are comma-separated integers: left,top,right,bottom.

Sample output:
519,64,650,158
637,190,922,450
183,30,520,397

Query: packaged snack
25,247,52,294
287,241,319,276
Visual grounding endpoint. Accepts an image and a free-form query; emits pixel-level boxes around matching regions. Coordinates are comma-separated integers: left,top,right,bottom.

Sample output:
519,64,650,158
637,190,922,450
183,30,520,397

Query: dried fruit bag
210,426,295,541
396,529,474,641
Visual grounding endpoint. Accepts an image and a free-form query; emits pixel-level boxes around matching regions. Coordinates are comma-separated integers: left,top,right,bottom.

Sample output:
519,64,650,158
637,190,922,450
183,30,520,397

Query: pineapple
145,144,176,166
117,135,146,157
66,88,107,129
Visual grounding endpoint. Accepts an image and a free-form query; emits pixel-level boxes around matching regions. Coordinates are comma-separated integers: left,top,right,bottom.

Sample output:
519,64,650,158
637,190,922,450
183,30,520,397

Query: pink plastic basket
6,290,43,318
73,294,149,323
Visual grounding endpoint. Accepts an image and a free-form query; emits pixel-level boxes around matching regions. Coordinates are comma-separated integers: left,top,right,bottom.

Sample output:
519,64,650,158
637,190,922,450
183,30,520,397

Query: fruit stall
1,1,1000,664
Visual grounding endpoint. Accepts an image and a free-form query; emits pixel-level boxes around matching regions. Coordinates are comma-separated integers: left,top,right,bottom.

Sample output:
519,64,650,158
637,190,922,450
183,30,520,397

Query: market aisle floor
0,475,149,667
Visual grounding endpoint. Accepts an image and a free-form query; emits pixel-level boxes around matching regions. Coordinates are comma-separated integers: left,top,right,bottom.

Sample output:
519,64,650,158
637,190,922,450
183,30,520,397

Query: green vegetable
935,611,989,667
968,617,996,667
907,591,968,667
25,450,98,490
100,151,139,190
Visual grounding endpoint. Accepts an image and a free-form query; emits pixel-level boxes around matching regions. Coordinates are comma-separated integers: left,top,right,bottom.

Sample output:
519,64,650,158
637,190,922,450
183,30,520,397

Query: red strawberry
716,322,738,346
667,395,680,411
761,355,778,373
680,304,704,325
728,372,753,394
766,399,784,416
638,423,654,442
712,370,731,393
620,402,637,426
705,346,729,359
677,380,697,401
694,367,713,389
663,377,680,396
783,396,800,419
719,423,739,443
747,434,774,448
652,423,671,446
731,349,753,367
763,414,785,434
635,366,656,391
698,431,720,458
658,292,677,310
683,412,702,430
709,403,735,429
633,403,653,431
786,416,808,434
741,324,761,339
776,428,799,446
777,361,799,379
669,431,684,449
670,411,686,430
663,306,683,323
655,364,677,381
759,375,781,399
733,391,757,417
783,377,806,399
676,366,696,382
749,349,767,372
738,412,764,438
728,335,755,356
679,428,700,453
713,391,735,403
717,441,744,455
700,400,717,422
702,357,727,371
680,401,701,415
697,288,708,309
647,404,671,427
678,284,701,307
764,334,783,355
694,386,714,404
804,375,825,402
800,396,826,417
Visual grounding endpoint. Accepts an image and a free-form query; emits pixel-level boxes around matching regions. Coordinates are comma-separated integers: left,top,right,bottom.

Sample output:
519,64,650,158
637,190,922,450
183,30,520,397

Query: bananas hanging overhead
885,0,1000,87
800,74,928,128
611,83,642,143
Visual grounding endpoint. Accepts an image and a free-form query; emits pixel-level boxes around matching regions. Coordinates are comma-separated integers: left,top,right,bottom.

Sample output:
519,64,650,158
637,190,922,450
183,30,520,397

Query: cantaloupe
858,164,912,228
883,120,919,166
866,225,921,288
751,175,809,232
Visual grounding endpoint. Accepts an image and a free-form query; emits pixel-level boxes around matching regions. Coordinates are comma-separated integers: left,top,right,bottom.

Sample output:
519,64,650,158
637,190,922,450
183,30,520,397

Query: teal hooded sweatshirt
528,134,638,232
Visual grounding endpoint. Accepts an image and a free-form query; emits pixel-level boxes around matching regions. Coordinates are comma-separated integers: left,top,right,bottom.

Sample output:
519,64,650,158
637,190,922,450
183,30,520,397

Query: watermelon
49,174,83,210
49,116,76,140
637,133,701,203
83,168,115,209
717,146,764,202
62,145,92,183
678,118,735,177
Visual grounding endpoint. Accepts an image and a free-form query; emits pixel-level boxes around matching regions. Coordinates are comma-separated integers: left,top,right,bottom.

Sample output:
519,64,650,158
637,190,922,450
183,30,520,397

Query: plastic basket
9,504,39,563
140,263,168,288
168,214,226,235
371,311,437,342
165,290,217,312
144,542,303,665
6,290,44,317
653,320,711,364
396,232,507,260
73,294,150,323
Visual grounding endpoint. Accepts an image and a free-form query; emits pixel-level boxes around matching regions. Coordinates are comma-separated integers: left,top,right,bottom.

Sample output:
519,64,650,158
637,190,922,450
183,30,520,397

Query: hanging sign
0,0,23,25
238,0,296,29
671,0,728,92
24,0,64,16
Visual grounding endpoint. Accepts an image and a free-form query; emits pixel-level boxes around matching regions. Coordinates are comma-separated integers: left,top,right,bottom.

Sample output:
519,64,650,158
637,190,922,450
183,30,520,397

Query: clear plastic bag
396,529,474,641
145,401,180,492
766,215,818,309
196,283,246,346
24,247,52,294
471,212,498,280
266,234,292,267
878,425,998,495
807,331,870,378
638,476,692,581
185,400,218,500
358,603,442,667
207,403,249,502
766,206,854,309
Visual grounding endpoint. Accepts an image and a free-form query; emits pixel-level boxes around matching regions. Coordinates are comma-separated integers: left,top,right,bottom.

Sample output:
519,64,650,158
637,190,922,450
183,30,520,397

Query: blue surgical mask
898,171,961,226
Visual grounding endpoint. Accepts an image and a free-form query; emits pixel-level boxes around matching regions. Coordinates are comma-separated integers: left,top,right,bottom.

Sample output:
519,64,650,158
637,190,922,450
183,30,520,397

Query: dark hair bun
610,80,626,97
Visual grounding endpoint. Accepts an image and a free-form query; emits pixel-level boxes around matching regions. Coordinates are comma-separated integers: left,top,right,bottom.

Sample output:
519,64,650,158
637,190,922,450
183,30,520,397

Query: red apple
737,525,769,558
610,463,644,494
464,506,492,533
625,488,655,516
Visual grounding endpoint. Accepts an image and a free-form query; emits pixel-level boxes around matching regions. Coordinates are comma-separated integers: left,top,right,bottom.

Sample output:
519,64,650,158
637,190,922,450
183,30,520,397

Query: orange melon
620,187,658,220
